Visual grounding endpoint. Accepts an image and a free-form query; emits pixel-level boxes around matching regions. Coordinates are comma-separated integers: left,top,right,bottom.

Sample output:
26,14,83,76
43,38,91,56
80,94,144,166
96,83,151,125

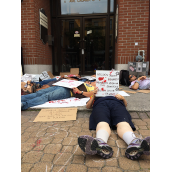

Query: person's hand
140,76,146,80
138,76,146,81
93,87,98,95
76,74,81,78
115,94,124,100
91,74,96,77
73,87,81,94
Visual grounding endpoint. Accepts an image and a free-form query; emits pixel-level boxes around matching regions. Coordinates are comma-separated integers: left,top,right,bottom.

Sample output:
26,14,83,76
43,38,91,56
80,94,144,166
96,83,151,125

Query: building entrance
58,17,107,75
51,0,115,75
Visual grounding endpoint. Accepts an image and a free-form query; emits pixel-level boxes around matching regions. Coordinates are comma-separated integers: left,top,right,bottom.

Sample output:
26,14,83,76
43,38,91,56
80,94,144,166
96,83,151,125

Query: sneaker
143,136,150,155
125,137,150,160
78,135,113,159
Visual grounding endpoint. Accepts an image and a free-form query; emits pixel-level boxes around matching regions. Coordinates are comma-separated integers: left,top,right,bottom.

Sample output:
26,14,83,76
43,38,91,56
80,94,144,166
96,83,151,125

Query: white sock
96,129,109,143
122,131,136,145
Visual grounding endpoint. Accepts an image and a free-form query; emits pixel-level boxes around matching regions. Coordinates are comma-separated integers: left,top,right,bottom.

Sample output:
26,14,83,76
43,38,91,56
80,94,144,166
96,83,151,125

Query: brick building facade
21,0,150,75
21,0,52,74
115,0,149,71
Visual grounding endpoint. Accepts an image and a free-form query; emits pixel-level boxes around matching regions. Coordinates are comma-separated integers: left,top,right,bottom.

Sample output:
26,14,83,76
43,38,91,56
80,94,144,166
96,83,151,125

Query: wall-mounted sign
39,8,48,44
87,30,92,34
74,34,80,37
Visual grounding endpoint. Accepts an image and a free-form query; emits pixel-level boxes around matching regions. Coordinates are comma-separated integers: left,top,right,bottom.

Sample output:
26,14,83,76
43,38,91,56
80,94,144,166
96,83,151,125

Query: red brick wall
115,0,149,65
21,0,52,65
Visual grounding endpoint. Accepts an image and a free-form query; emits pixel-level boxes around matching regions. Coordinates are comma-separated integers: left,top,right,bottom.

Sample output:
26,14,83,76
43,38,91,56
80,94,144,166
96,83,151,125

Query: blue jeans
33,78,56,86
21,86,71,110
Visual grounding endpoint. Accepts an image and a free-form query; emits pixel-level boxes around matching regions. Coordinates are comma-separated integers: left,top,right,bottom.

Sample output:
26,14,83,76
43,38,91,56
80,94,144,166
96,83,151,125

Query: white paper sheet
21,74,33,83
52,79,84,88
31,97,90,108
117,91,130,96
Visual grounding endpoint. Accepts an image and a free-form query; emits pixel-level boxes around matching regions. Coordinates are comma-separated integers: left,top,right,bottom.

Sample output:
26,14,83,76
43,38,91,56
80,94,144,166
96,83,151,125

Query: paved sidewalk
21,110,150,172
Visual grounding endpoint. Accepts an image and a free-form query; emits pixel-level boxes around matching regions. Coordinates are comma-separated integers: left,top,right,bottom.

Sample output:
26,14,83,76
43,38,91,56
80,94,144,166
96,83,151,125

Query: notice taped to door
96,70,119,97
33,108,77,122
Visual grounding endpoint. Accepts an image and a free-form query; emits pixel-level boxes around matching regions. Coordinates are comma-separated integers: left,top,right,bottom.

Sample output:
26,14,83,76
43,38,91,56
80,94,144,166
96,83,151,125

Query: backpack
120,70,131,86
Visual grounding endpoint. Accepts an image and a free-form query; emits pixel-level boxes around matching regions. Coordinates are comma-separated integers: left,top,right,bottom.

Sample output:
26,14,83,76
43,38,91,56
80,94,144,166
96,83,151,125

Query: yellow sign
74,34,80,37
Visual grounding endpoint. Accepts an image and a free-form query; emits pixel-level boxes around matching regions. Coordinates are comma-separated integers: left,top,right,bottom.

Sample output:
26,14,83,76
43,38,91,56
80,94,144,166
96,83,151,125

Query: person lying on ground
21,79,96,110
21,74,82,94
129,75,150,90
85,80,96,87
78,89,150,160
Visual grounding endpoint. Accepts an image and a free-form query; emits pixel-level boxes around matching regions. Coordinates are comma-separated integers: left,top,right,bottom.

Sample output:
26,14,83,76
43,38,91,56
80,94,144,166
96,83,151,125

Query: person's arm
115,94,127,107
86,94,96,109
131,81,139,90
131,76,147,90
72,87,95,97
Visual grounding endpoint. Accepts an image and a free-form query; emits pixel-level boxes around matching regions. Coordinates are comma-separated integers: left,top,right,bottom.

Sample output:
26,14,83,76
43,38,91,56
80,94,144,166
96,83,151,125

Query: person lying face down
129,75,150,90
78,89,150,160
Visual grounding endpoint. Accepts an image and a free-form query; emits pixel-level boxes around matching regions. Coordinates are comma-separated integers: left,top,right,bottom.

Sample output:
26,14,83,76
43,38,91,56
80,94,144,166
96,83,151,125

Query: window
61,0,107,15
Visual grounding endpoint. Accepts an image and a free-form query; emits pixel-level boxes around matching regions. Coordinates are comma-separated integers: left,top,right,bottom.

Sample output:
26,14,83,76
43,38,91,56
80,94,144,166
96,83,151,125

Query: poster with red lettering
96,70,119,97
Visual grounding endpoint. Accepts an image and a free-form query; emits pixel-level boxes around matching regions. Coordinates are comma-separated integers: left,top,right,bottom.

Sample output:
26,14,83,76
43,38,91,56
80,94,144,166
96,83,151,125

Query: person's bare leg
78,121,113,158
96,122,111,136
116,121,150,160
96,122,111,143
116,122,133,139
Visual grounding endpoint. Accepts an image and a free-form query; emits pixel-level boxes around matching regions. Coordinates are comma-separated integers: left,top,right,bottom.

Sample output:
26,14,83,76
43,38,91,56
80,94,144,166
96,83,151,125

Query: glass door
55,17,107,75
59,18,82,73
82,17,107,75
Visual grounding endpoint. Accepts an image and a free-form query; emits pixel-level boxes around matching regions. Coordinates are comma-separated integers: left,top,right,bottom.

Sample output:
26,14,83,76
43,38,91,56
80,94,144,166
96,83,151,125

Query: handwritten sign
33,108,77,122
31,97,90,108
96,70,119,97
52,79,84,88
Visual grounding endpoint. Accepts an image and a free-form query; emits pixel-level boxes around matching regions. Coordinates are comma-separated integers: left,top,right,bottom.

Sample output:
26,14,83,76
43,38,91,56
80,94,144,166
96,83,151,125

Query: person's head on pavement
85,80,96,87
129,75,137,82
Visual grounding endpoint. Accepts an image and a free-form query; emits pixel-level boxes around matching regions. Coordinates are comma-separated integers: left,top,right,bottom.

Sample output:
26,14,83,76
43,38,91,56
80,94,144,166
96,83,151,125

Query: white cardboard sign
52,79,84,89
96,70,119,97
31,97,90,108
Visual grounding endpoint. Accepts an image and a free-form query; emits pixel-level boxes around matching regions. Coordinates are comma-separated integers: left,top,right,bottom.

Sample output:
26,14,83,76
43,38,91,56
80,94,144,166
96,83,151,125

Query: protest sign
52,79,84,88
33,108,77,122
96,70,119,97
31,97,90,108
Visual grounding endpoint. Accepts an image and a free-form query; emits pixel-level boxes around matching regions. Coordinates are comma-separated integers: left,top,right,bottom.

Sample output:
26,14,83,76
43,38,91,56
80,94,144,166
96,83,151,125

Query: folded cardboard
59,68,79,76
137,90,150,93
60,72,71,76
70,68,79,75
33,108,77,122
47,71,54,79
123,90,137,94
